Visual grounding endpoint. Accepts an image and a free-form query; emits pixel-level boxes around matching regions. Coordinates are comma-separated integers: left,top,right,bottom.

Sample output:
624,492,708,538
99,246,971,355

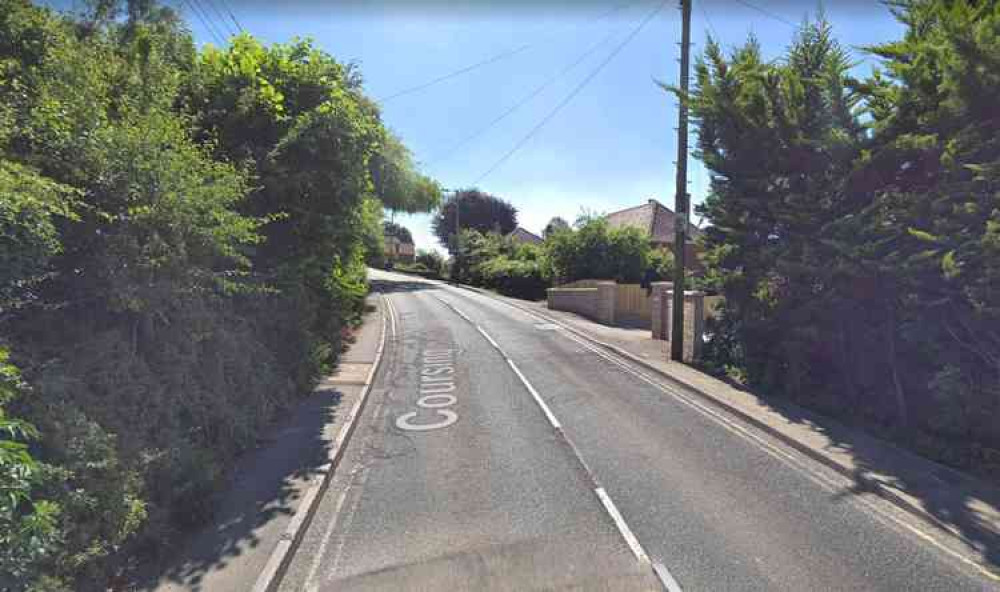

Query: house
506,226,543,245
605,198,704,271
384,234,415,263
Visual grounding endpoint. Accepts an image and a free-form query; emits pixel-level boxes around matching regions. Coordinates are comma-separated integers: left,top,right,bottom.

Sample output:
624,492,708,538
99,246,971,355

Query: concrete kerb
252,294,389,592
451,283,978,553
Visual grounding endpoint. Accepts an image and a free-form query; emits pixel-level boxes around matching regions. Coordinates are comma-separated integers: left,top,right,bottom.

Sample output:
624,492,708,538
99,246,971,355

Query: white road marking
475,325,503,351
431,294,678,587
437,286,1000,585
395,348,460,432
395,409,459,431
506,358,562,430
548,316,1000,584
595,487,649,564
653,562,685,592
383,293,398,339
302,393,388,592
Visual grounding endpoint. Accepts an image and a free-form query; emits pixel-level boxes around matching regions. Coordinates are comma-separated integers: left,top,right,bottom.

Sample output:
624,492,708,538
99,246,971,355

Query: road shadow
523,290,1000,574
136,383,345,592
370,277,442,295
747,390,1000,573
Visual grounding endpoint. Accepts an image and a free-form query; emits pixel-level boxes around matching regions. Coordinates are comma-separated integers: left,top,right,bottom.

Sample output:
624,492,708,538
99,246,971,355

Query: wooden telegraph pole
671,0,692,361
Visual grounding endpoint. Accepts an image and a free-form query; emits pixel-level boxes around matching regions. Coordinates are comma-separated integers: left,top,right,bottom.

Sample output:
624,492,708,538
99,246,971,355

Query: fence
614,284,652,327
548,279,717,362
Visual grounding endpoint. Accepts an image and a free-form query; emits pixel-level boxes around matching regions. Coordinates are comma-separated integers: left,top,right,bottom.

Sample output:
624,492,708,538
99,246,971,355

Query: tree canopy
543,216,571,238
431,188,517,250
383,220,413,244
0,1,439,588
690,2,1000,476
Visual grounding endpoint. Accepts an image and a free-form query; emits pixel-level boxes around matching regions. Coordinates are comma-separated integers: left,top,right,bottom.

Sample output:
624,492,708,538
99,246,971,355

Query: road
278,269,997,591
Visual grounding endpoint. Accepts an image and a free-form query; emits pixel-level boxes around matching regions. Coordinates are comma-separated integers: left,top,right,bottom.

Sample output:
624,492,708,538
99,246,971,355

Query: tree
431,188,517,251
414,249,445,276
542,216,570,238
371,131,441,214
687,16,865,397
0,1,440,587
845,0,1000,436
383,221,413,244
690,2,1000,473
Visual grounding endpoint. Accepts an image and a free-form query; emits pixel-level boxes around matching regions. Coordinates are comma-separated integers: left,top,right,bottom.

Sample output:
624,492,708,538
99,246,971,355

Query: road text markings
395,348,460,432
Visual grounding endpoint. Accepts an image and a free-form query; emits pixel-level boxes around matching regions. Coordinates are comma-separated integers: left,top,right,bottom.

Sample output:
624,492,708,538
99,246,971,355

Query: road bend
279,269,996,592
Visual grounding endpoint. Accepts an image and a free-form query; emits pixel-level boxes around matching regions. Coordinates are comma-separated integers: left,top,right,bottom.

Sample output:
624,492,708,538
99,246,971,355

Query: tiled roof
605,199,702,244
507,226,543,245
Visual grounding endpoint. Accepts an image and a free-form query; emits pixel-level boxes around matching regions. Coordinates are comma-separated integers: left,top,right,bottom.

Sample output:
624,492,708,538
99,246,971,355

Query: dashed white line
505,358,562,430
475,325,503,351
432,294,682,591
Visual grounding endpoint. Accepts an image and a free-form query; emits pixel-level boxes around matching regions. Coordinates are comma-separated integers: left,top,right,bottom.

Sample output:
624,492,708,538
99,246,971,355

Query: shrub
415,249,445,276
0,2,439,588
546,218,651,283
480,257,549,300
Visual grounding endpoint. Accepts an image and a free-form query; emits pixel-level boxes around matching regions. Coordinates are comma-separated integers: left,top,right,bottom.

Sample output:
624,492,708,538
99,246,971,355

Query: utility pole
449,189,461,282
671,0,692,362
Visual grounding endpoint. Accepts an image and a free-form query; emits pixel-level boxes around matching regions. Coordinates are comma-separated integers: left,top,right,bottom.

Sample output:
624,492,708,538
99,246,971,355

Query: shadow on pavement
137,386,345,592
750,392,1000,573
370,278,442,294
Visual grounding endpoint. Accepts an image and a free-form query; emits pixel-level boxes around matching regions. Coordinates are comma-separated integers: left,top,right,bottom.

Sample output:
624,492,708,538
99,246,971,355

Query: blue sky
54,0,905,253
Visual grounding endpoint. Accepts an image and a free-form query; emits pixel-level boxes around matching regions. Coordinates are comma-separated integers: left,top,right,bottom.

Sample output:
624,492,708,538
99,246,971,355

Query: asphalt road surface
278,269,997,592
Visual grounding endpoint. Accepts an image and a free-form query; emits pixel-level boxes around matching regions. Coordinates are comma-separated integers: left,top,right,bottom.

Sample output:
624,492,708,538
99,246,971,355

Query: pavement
276,269,1000,591
138,295,385,592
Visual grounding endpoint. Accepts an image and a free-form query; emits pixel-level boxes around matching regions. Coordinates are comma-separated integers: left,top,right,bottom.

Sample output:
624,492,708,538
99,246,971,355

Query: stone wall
546,280,616,325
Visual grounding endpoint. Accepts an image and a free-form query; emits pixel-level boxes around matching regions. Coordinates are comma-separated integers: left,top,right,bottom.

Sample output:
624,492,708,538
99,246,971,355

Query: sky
55,0,905,254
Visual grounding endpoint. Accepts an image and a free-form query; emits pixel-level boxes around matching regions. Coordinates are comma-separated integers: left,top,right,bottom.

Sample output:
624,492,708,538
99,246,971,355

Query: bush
415,249,445,276
546,218,651,283
0,2,439,588
480,256,549,300
0,348,59,588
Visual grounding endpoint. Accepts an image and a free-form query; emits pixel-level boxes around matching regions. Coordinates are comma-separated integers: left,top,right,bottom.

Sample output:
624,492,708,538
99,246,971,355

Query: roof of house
507,226,543,245
605,199,702,244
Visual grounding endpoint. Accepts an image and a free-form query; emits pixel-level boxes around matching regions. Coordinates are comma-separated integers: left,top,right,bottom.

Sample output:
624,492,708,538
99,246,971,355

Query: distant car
384,260,394,270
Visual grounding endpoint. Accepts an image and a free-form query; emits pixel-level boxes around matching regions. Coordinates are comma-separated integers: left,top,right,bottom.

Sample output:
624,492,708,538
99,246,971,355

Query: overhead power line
471,0,668,186
378,44,534,104
733,0,796,27
182,0,227,45
699,0,719,40
216,0,245,33
203,0,237,36
427,3,641,167
376,0,639,104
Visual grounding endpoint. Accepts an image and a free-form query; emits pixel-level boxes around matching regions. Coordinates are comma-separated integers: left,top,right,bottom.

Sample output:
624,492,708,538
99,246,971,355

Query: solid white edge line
252,292,389,592
385,294,398,339
653,562,685,592
594,486,650,564
505,358,562,430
